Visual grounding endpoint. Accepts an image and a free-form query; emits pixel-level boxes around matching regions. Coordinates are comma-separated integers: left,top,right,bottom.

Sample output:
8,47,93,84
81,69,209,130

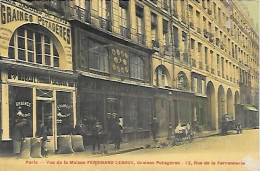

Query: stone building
0,0,259,152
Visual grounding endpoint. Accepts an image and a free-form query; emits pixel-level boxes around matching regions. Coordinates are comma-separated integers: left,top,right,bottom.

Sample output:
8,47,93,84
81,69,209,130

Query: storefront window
56,92,73,135
9,86,33,138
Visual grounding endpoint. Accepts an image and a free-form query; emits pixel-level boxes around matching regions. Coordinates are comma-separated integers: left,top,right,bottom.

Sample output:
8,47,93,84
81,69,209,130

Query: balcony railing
203,29,209,38
120,26,130,38
137,33,145,45
190,22,194,29
199,62,203,69
197,27,201,34
206,65,209,71
75,6,91,23
152,40,159,48
99,17,112,31
192,59,196,67
211,68,215,74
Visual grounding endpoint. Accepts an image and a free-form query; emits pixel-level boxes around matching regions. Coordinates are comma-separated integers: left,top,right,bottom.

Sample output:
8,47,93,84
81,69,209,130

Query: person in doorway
74,120,87,148
91,121,103,152
112,120,123,149
150,117,158,142
38,123,48,158
12,118,27,156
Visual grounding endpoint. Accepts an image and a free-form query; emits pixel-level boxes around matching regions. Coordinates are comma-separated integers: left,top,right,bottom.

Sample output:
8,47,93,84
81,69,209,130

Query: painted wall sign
0,0,72,68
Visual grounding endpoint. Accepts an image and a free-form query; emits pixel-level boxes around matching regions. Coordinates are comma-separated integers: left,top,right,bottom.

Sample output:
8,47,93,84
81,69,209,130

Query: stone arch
227,88,234,116
155,65,171,88
206,81,216,130
217,85,225,127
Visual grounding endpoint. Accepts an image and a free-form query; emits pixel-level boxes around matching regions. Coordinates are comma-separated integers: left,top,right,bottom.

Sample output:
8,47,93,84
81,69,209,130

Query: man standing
12,118,27,156
112,120,123,149
92,121,103,152
150,117,158,142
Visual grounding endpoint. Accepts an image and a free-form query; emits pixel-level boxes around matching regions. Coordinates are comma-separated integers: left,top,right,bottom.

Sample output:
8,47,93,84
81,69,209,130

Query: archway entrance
206,81,216,130
217,85,225,128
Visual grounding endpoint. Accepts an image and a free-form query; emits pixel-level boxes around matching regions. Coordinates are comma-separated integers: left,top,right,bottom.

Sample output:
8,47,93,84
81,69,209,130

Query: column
32,87,37,137
1,70,9,140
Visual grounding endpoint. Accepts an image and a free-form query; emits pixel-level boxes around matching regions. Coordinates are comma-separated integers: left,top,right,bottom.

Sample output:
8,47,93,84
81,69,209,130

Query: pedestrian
112,120,123,149
150,117,158,142
12,118,27,156
37,123,48,157
74,120,87,148
91,121,103,152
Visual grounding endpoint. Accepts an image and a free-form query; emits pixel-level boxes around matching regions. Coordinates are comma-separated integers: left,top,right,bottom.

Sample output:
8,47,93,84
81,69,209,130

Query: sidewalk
0,130,220,158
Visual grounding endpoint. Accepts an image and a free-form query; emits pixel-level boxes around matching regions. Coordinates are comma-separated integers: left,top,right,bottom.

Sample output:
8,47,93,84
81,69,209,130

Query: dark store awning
243,104,258,112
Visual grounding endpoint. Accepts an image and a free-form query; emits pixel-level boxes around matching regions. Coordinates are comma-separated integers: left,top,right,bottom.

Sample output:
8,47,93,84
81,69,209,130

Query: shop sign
0,0,72,62
16,101,31,117
8,69,75,87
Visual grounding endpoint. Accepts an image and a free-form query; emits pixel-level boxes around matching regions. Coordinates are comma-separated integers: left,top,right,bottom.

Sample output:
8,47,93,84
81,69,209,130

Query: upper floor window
151,12,158,48
130,56,144,80
88,39,109,72
119,0,129,38
136,5,145,44
8,26,59,67
163,19,169,51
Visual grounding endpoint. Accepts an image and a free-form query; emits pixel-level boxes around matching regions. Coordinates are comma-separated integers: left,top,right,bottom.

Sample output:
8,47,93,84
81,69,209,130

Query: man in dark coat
74,120,87,148
37,123,48,157
150,117,158,142
91,121,103,152
12,118,27,156
112,120,123,149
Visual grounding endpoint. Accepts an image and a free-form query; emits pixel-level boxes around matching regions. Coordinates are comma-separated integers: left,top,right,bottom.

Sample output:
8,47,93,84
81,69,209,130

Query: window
88,39,109,72
163,19,169,51
205,47,208,64
151,12,158,48
156,66,168,88
8,26,59,67
136,5,145,44
99,0,111,30
130,56,144,80
119,0,129,38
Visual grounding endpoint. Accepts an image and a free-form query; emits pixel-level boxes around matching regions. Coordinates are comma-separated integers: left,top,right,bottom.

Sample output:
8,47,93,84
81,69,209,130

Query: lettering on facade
16,101,32,117
8,69,75,87
0,2,71,44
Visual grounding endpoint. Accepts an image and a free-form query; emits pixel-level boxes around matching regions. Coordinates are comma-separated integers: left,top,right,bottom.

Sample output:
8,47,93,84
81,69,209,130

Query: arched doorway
217,85,225,128
206,81,216,130
155,65,170,88
227,88,234,116
234,91,240,121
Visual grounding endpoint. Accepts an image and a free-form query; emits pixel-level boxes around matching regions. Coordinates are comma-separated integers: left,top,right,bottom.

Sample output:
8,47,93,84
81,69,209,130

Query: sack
71,135,85,152
57,135,74,154
30,137,42,158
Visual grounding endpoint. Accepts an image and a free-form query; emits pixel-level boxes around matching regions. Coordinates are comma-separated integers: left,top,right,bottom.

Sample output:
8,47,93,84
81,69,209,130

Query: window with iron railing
151,12,158,48
99,0,111,31
136,5,145,45
163,19,169,52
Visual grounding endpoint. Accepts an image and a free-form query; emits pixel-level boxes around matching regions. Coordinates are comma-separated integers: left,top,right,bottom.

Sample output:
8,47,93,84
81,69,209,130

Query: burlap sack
56,135,74,154
30,137,42,158
71,135,85,152
20,138,31,158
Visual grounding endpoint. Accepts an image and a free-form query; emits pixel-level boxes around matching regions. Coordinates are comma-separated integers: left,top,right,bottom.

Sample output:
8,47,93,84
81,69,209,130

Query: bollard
167,123,173,140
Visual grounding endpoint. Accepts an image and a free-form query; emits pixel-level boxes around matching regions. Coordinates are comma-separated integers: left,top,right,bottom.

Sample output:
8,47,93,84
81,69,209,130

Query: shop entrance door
36,100,56,151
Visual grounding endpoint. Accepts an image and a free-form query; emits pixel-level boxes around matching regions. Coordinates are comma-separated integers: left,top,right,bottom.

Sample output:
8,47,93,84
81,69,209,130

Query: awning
243,104,258,112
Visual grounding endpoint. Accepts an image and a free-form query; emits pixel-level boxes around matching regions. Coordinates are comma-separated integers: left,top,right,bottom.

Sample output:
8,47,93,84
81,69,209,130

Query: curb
105,146,144,156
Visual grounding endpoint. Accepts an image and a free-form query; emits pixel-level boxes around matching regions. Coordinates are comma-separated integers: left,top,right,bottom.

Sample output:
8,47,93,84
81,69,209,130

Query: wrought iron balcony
99,17,112,31
152,40,159,48
192,59,196,67
120,26,130,38
206,65,209,71
211,68,215,74
199,62,203,69
197,27,201,34
137,33,145,45
75,6,91,23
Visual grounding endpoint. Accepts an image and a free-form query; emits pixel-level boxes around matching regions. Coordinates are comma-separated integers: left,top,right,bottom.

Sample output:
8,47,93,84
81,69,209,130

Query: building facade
0,0,259,152
0,0,77,151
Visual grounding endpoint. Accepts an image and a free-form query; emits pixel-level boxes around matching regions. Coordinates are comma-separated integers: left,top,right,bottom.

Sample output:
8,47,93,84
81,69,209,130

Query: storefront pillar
53,90,57,150
1,70,9,140
32,87,37,137
73,91,76,126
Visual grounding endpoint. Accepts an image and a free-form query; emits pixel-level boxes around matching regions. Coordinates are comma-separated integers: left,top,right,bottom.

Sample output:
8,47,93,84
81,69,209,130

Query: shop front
78,77,153,144
0,0,75,152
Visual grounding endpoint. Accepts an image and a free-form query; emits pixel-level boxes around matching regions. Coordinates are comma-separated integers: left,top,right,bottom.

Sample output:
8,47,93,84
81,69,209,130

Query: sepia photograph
0,0,259,170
